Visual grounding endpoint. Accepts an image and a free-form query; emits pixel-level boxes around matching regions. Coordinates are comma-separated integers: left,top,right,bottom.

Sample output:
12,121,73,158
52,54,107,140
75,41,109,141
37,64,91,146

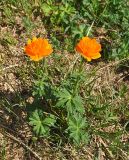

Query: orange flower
75,37,101,61
24,37,53,61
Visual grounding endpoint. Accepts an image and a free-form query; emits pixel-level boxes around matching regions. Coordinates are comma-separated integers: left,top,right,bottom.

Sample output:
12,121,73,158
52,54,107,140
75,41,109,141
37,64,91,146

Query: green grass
0,0,129,159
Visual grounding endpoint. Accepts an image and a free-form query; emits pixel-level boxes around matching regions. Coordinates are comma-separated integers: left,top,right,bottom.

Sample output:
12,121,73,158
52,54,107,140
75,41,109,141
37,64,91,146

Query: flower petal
24,37,53,61
32,37,37,42
75,36,102,61
92,53,101,59
27,39,31,44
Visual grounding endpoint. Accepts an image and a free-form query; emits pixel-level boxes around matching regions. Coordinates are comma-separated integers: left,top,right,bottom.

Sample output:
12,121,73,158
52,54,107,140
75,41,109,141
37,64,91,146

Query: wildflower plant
24,33,101,145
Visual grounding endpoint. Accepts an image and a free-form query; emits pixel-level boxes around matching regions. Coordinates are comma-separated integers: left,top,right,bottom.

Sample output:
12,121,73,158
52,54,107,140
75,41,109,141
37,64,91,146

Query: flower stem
42,58,48,75
73,57,84,96
35,61,40,78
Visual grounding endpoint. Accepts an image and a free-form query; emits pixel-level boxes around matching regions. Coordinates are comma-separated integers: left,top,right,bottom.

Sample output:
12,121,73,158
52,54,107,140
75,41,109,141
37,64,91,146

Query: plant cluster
25,36,101,145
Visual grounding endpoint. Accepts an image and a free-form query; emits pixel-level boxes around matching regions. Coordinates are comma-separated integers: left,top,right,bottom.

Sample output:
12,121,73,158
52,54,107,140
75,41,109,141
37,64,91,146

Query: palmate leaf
29,109,44,135
58,89,71,98
68,113,89,145
72,95,85,114
56,89,85,114
43,114,56,127
29,109,56,136
33,79,48,97
56,98,69,108
55,89,72,108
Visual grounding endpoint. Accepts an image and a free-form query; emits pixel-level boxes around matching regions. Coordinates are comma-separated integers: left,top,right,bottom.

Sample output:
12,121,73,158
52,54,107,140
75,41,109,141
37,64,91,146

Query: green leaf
41,3,52,16
58,89,71,98
55,89,72,108
56,98,69,108
67,113,89,145
72,95,85,114
29,109,45,135
66,100,73,113
43,114,56,127
29,109,56,136
56,89,85,114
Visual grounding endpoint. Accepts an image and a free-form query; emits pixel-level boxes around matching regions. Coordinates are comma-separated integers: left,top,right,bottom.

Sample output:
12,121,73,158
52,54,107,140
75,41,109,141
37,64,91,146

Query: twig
99,137,114,160
119,148,128,160
5,131,42,160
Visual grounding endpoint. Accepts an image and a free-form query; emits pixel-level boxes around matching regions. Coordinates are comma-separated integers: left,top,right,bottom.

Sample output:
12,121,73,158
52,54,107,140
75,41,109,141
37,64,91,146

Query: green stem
73,57,84,96
42,58,48,75
72,19,94,96
45,59,48,75
35,58,48,80
35,61,40,79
